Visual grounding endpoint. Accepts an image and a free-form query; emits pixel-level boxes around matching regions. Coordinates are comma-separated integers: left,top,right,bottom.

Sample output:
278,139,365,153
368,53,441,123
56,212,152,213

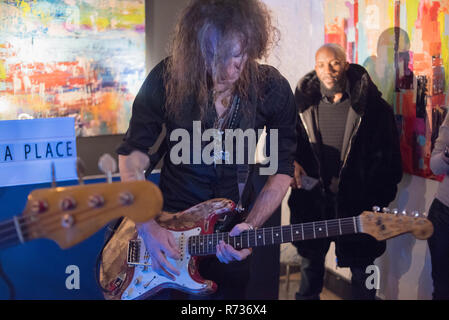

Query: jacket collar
296,64,381,117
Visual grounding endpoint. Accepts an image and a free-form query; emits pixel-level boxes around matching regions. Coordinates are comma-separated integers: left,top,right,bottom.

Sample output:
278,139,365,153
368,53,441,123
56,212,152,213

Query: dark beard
320,76,347,101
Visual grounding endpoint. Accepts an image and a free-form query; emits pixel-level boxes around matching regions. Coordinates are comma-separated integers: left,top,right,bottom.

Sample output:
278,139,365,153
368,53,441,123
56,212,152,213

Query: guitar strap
235,88,257,215
148,87,257,212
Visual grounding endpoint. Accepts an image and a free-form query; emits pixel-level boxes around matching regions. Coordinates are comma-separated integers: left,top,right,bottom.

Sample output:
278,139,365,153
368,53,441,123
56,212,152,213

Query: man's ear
344,61,350,71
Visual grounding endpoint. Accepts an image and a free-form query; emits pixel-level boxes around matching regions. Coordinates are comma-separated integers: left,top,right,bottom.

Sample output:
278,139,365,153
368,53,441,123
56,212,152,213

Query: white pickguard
122,227,207,300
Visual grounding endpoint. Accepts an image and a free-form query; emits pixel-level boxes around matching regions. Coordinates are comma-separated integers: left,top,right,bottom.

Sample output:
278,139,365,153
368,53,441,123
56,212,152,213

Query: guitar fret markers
188,217,364,256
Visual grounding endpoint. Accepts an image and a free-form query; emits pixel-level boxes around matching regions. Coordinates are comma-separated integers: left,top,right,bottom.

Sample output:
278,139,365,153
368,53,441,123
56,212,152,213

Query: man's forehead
315,48,343,61
315,45,348,63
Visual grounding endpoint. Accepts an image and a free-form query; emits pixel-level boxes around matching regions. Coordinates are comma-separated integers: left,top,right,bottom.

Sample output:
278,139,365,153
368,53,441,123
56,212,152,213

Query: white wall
378,174,436,299
322,174,437,300
262,0,324,88
146,0,191,72
262,0,436,300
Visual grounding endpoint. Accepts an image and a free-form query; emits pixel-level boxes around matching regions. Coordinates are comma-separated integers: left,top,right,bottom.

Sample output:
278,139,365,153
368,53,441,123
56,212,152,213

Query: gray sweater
430,112,449,207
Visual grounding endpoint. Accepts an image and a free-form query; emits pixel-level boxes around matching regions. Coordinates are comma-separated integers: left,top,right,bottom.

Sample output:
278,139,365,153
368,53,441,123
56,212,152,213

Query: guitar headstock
359,207,434,241
20,181,163,249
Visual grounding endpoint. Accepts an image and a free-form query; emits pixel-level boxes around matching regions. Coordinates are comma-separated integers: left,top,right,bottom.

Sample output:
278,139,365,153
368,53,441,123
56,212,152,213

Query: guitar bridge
127,240,141,266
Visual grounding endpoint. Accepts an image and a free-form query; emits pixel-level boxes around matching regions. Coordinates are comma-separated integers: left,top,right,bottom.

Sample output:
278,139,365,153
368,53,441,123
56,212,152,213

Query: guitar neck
188,216,361,256
0,216,26,250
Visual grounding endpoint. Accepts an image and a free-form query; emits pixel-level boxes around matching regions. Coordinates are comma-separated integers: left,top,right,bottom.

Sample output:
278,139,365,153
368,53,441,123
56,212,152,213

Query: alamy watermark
65,265,80,290
169,121,279,175
365,265,380,290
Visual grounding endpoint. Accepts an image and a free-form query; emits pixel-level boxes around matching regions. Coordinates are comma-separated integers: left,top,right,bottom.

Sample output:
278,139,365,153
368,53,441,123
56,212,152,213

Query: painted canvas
0,0,145,137
324,0,449,180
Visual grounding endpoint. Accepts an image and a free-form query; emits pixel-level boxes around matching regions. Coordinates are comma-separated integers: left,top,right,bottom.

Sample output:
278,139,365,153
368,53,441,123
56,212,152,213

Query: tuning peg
98,154,118,183
119,192,134,206
51,162,57,188
76,157,87,185
392,209,399,215
31,200,49,214
382,208,391,214
61,214,75,229
128,151,150,181
422,212,428,217
60,197,77,211
401,210,408,216
412,211,420,217
372,206,381,212
88,194,105,208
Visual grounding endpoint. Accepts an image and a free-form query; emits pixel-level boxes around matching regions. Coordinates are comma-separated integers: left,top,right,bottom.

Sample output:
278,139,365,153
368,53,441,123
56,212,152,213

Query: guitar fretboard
188,217,361,256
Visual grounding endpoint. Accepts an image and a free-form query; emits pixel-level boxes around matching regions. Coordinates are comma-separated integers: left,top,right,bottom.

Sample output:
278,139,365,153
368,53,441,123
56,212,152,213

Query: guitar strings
0,191,147,236
0,210,75,239
0,187,165,236
0,203,127,244
187,217,363,254
0,182,154,238
0,209,65,233
0,204,409,237
0,214,377,243
0,206,120,245
0,215,360,232
0,210,406,249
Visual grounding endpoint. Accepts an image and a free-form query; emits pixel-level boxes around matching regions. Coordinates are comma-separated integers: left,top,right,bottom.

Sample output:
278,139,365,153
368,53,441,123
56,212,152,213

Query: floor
278,272,342,300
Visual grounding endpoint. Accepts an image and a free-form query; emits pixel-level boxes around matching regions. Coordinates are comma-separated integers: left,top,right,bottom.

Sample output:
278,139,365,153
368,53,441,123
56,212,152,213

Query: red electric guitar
99,198,434,300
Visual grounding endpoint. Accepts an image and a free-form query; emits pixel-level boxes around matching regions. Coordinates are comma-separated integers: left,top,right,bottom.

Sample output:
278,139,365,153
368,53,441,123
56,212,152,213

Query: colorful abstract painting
324,0,449,180
0,0,145,137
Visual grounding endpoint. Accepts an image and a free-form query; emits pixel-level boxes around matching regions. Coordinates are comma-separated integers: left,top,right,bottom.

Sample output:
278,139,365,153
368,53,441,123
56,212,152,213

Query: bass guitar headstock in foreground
1,180,163,250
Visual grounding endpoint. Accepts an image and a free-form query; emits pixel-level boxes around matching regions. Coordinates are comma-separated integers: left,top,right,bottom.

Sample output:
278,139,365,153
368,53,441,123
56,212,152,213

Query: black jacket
288,64,403,267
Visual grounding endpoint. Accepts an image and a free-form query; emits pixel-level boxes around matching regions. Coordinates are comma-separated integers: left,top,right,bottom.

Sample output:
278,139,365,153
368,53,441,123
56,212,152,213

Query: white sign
0,118,77,187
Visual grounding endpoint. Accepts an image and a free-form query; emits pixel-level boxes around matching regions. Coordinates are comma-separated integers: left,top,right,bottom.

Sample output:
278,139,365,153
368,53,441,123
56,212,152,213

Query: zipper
299,112,325,192
300,110,363,193
300,106,363,220
334,115,362,219
339,116,362,179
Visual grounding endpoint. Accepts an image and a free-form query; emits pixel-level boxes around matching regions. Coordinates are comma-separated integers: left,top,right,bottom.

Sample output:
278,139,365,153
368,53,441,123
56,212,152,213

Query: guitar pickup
127,240,141,266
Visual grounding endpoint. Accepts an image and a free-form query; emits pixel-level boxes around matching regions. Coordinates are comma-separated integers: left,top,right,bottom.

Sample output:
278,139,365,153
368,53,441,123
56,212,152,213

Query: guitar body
99,198,237,300
99,197,434,300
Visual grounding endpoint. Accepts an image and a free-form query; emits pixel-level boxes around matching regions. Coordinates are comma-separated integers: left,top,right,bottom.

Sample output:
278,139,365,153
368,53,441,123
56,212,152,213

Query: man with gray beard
289,43,402,300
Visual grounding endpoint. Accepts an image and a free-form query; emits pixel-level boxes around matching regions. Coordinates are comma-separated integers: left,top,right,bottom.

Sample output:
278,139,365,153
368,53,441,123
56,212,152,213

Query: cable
0,255,15,300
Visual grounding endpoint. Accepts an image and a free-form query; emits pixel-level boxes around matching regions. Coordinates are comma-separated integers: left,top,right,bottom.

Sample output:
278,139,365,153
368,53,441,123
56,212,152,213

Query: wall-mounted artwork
324,0,449,180
0,0,145,137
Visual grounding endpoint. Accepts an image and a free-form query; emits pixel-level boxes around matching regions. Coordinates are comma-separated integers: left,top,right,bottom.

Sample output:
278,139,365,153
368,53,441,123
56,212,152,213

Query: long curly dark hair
164,0,279,121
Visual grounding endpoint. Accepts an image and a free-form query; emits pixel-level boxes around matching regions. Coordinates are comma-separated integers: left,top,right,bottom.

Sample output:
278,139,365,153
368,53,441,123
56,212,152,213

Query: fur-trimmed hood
295,64,382,115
